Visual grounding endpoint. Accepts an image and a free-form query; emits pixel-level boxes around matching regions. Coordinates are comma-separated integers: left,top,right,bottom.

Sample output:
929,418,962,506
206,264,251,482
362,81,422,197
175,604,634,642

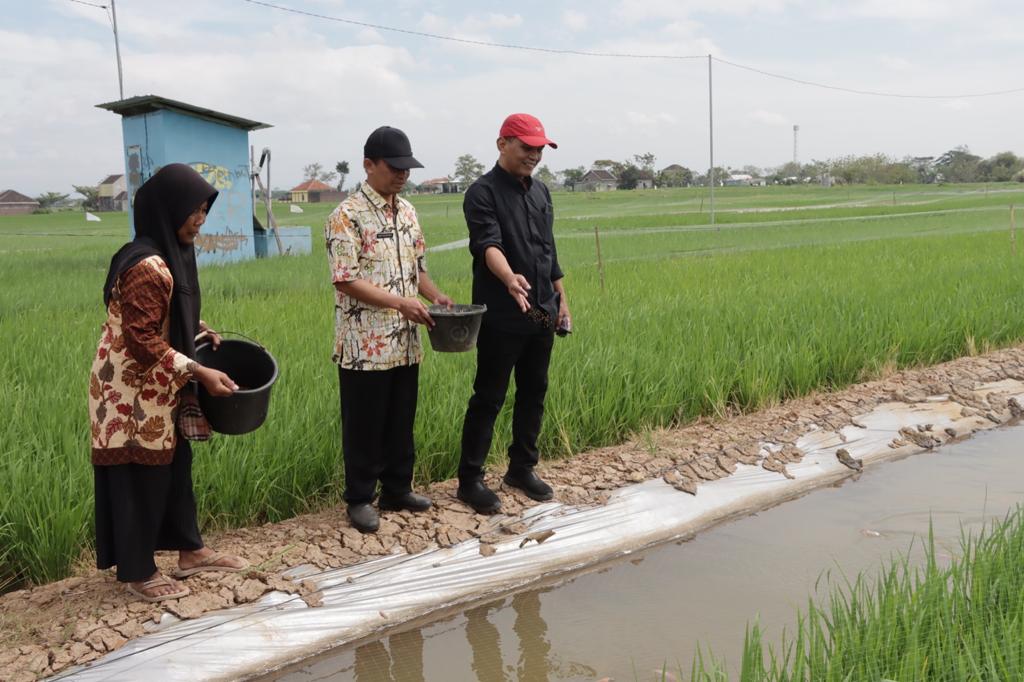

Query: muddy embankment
3,346,1024,680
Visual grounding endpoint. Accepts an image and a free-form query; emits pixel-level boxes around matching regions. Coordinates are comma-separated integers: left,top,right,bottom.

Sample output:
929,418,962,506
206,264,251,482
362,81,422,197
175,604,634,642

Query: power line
240,0,1024,99
240,0,705,60
64,0,107,8
713,57,1024,100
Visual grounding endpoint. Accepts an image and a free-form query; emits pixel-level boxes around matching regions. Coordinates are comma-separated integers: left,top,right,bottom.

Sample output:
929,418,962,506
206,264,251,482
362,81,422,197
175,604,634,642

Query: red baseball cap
499,113,557,149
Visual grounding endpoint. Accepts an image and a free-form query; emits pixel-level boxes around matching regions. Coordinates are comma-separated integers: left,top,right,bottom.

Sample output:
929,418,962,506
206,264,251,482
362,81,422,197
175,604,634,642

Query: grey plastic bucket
426,304,486,353
195,336,278,435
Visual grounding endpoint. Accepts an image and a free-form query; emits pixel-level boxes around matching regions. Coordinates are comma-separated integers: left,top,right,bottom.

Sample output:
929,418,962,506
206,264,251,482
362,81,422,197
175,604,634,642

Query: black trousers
460,325,554,483
338,364,419,505
94,438,204,583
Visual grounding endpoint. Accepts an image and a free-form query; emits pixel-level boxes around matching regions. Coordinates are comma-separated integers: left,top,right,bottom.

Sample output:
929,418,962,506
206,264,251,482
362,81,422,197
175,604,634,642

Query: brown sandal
126,574,189,603
173,550,248,578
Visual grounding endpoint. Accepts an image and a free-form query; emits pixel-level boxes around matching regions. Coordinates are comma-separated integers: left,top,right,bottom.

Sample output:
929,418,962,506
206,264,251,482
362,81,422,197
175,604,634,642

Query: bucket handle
198,329,267,349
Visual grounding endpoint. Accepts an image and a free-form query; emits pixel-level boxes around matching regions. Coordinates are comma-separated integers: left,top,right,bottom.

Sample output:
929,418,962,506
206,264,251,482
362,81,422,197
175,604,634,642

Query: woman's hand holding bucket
197,321,223,350
194,364,238,396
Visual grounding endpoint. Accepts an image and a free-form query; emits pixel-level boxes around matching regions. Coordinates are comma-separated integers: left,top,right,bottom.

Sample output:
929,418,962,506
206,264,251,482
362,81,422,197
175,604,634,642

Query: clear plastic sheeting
54,381,1024,681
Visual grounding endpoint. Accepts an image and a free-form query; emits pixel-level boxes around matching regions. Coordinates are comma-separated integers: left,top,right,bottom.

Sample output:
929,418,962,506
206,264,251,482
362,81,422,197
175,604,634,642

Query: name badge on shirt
378,230,395,239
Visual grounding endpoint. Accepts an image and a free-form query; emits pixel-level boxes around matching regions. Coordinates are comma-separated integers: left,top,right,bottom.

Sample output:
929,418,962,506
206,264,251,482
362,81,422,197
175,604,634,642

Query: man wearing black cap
456,113,571,515
326,126,453,533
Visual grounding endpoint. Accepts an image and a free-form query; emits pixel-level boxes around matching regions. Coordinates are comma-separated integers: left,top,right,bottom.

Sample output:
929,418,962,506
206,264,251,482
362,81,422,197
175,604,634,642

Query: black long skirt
94,438,204,582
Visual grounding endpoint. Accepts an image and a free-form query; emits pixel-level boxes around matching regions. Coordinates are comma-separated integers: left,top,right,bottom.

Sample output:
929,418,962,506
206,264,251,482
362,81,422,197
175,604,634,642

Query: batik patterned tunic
89,256,195,465
325,182,427,370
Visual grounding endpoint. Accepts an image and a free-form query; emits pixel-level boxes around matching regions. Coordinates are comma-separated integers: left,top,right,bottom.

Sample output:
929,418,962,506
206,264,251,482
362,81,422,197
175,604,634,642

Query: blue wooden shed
97,95,272,265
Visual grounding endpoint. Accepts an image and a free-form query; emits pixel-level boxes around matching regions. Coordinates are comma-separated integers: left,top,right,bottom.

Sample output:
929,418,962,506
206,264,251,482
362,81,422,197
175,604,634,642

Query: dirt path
4,345,1024,680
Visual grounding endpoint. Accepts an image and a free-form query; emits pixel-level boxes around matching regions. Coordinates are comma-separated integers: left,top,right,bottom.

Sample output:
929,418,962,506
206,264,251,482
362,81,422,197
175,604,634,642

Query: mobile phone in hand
556,317,572,337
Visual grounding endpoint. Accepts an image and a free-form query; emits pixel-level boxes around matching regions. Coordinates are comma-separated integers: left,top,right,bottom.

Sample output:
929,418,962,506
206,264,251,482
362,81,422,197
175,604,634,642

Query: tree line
437,146,1024,191
34,145,1024,214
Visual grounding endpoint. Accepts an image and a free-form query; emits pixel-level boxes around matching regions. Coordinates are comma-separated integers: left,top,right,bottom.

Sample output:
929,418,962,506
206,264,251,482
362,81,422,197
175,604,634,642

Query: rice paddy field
2,182,1024,588
690,506,1024,681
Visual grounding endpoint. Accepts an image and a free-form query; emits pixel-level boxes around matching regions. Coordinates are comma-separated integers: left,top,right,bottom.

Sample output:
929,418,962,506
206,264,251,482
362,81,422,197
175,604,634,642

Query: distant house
579,168,617,192
0,189,40,215
97,174,128,211
724,173,753,186
659,164,694,188
418,177,463,194
290,180,345,204
636,170,655,190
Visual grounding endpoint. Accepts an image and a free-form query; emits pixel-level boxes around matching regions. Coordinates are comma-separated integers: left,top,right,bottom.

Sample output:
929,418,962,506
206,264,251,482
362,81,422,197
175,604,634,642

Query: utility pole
793,125,799,165
111,0,125,99
708,54,715,228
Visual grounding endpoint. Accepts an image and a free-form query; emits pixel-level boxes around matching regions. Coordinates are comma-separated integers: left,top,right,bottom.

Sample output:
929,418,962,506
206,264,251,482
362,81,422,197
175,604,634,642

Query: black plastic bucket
194,336,278,435
425,304,486,353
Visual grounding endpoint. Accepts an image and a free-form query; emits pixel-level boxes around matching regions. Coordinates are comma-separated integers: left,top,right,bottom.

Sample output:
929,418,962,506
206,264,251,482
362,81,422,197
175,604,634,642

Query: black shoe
379,491,432,512
347,503,380,533
503,469,554,501
456,480,502,515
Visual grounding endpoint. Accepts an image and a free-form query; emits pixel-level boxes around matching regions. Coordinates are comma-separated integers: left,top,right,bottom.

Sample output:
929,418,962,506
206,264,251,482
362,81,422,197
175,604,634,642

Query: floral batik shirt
89,256,195,465
325,182,427,371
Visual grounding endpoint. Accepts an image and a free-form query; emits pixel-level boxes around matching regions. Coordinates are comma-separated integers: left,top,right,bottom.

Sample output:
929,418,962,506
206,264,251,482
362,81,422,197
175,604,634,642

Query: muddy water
272,426,1024,682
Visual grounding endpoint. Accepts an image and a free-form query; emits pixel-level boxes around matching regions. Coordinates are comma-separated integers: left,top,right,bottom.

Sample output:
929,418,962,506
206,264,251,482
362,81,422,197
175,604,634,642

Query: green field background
2,183,1023,587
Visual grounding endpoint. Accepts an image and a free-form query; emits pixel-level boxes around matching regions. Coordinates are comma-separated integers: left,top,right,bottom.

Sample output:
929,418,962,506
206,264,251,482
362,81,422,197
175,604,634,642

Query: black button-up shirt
465,164,564,335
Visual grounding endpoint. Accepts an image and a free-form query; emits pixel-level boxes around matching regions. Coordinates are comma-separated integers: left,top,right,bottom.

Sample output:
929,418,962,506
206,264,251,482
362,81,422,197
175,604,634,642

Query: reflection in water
354,629,424,682
465,592,553,681
512,593,551,681
467,602,506,680
278,425,1024,682
350,589,581,682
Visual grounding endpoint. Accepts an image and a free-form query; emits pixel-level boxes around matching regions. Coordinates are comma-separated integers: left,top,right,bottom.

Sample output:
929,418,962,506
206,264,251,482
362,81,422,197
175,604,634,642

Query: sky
3,0,1023,197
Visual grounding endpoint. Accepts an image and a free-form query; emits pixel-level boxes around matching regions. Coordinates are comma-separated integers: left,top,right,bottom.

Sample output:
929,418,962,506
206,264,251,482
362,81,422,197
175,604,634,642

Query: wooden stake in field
1012,204,1017,256
594,225,605,293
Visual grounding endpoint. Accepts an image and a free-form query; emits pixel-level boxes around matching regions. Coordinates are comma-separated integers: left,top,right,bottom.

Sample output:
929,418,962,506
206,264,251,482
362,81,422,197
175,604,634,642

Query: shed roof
582,169,616,181
290,179,335,192
99,174,123,186
0,189,38,204
96,95,271,131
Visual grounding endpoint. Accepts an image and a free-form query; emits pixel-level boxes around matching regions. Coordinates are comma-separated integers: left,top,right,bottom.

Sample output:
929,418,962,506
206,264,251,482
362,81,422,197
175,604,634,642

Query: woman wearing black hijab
90,163,247,602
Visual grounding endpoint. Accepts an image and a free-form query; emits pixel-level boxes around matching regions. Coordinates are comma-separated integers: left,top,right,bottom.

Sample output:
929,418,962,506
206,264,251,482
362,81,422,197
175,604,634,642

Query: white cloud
749,110,788,126
356,27,385,43
562,10,589,31
877,55,914,71
615,0,792,22
941,99,972,111
4,1,1023,195
838,0,959,20
626,111,678,126
475,13,523,30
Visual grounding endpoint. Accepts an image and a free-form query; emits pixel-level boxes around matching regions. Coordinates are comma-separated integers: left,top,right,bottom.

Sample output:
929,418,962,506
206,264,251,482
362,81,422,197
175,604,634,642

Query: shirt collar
492,163,533,192
358,181,397,212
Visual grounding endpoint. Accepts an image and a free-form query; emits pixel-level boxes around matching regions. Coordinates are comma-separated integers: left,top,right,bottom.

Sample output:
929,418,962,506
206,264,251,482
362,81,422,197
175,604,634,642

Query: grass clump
689,507,1024,681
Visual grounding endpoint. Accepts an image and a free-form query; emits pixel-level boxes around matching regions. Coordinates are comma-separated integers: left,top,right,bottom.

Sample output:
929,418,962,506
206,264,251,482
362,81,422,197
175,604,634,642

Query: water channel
269,424,1024,681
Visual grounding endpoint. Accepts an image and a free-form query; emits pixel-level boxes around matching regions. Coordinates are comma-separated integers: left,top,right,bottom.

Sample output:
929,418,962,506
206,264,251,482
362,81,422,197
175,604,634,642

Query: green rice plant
2,185,1024,587
686,508,1024,680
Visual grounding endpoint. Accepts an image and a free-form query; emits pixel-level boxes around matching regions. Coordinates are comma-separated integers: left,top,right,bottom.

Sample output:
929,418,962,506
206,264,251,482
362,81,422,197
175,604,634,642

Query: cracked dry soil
3,345,1024,680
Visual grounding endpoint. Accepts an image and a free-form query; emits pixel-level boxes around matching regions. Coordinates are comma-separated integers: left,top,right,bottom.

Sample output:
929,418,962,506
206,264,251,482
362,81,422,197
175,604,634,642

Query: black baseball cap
363,126,424,170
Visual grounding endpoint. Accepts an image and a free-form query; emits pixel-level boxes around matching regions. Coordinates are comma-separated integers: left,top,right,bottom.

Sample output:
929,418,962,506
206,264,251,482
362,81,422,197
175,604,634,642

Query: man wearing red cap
456,113,571,514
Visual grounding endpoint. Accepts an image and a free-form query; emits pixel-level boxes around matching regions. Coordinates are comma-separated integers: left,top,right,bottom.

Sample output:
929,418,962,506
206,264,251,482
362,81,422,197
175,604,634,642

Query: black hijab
102,163,218,360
